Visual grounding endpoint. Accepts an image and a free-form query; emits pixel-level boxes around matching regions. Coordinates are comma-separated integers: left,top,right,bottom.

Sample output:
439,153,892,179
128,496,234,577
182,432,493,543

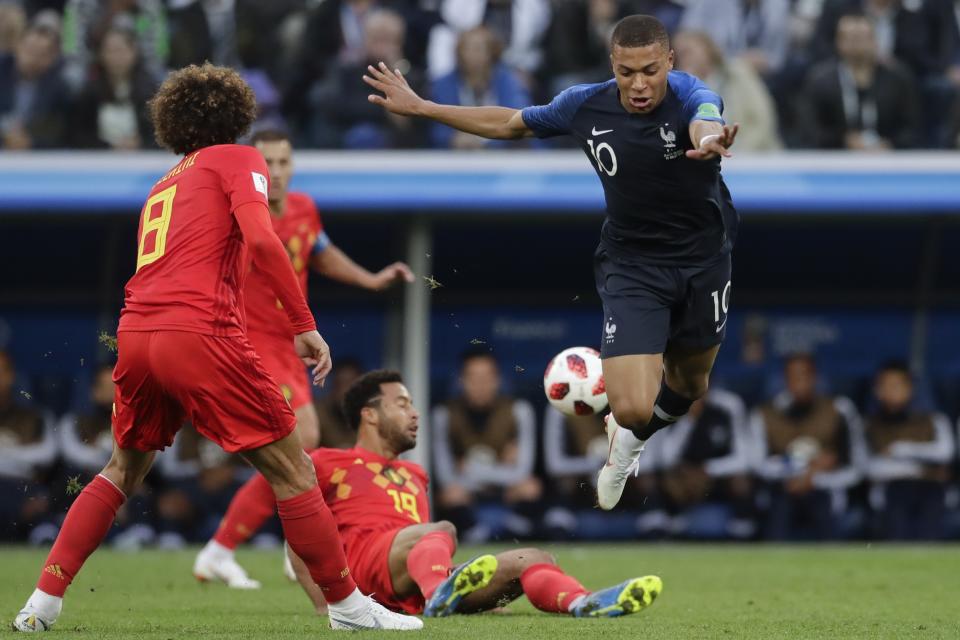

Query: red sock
212,472,276,550
37,475,126,597
520,563,588,614
277,486,356,603
405,531,455,599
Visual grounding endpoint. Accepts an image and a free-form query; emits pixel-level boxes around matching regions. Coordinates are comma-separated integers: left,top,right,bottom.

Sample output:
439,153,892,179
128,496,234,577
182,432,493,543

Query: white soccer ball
543,346,608,417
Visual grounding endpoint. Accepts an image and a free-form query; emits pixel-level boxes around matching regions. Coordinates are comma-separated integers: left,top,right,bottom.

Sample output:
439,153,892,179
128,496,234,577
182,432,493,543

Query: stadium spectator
629,1,687,36
57,364,114,476
657,390,755,539
60,0,166,91
68,26,157,149
282,0,423,139
166,0,298,80
750,353,865,540
674,29,783,150
542,408,661,539
680,0,791,77
314,358,365,450
0,350,58,543
539,0,634,96
155,425,247,548
432,348,542,542
429,26,532,149
812,0,951,80
0,1,27,56
0,21,70,149
863,361,954,540
427,0,552,80
799,12,920,149
310,8,423,148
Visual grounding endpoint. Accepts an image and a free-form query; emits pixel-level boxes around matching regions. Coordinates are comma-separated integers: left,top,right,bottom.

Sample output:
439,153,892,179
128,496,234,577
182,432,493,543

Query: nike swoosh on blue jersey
591,127,614,136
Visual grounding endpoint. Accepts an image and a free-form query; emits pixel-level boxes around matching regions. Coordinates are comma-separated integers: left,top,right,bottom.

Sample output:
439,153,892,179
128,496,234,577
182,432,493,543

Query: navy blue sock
632,382,693,440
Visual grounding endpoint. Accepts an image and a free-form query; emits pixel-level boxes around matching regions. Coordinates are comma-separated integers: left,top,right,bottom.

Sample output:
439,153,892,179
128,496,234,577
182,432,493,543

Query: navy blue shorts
594,248,732,358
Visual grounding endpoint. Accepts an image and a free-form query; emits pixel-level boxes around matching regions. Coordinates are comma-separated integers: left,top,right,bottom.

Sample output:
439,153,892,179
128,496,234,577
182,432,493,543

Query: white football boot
328,590,423,631
596,414,646,510
12,589,61,632
193,541,261,589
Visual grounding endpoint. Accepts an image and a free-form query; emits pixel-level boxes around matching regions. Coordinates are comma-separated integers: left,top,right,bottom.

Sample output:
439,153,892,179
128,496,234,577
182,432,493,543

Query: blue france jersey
522,71,738,265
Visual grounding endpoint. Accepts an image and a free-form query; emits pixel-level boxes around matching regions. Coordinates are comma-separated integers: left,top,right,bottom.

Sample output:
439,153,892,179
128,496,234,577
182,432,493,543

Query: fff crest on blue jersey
659,124,676,149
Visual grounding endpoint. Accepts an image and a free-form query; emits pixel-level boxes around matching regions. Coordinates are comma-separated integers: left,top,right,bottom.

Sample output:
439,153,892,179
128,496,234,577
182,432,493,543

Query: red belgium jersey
119,144,270,337
311,447,431,536
244,193,323,340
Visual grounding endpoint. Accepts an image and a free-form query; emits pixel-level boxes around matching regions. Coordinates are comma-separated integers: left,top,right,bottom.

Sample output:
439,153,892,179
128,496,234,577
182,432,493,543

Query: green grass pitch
3,544,958,639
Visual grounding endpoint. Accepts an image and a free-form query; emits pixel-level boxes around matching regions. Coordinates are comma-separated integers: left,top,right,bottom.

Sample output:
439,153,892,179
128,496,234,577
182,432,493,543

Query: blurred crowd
4,0,960,151
2,345,959,546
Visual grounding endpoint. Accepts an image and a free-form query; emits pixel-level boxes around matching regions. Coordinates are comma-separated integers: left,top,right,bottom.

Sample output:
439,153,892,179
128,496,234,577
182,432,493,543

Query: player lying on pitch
222,369,663,618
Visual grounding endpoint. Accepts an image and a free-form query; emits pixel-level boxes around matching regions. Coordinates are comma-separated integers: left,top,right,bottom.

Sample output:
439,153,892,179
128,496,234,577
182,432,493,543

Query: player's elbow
499,124,527,140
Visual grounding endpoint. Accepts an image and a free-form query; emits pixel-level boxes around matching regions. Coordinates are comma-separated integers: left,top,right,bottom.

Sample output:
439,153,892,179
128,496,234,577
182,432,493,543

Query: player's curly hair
343,369,404,430
148,63,257,155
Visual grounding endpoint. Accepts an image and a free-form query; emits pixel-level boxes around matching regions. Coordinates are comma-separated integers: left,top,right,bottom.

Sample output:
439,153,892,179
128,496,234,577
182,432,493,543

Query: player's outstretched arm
686,121,739,161
363,61,533,140
234,201,332,385
310,244,415,291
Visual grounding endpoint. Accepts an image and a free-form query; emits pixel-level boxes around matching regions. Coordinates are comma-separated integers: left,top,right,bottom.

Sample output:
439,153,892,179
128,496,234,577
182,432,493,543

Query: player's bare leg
14,444,155,632
456,548,663,618
662,343,720,403
195,402,321,587
456,548,555,613
598,346,720,509
242,432,422,630
294,402,320,449
597,353,662,510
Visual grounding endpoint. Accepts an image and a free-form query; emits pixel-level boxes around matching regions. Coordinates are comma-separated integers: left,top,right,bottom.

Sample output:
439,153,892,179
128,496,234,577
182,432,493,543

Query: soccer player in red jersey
193,129,413,588
222,370,663,618
242,129,413,450
13,64,421,633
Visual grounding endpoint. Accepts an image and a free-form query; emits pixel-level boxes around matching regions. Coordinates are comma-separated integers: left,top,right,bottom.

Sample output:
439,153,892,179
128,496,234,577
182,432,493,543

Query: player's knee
518,548,555,568
500,548,555,576
433,520,458,547
611,399,654,430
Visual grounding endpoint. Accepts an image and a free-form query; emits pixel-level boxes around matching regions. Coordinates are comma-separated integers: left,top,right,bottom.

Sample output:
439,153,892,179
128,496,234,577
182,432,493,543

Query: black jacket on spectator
813,0,954,78
311,60,425,149
800,58,920,149
0,54,70,148
68,65,156,149
282,0,434,131
166,0,294,76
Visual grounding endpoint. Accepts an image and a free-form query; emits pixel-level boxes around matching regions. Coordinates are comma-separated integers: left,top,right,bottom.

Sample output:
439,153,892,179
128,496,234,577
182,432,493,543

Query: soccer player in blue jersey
363,15,739,511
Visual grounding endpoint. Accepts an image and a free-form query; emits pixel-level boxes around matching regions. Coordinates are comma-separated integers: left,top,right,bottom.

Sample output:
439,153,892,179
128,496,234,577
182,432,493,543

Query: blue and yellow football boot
422,554,498,617
572,575,662,618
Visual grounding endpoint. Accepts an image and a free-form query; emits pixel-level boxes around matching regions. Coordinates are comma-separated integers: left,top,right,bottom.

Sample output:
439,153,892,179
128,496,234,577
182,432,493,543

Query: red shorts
344,528,425,615
247,330,312,410
112,331,296,453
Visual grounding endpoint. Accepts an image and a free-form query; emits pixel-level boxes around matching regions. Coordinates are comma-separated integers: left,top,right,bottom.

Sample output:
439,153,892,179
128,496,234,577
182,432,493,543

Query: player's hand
363,61,425,116
294,330,332,387
371,262,415,290
686,123,739,161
